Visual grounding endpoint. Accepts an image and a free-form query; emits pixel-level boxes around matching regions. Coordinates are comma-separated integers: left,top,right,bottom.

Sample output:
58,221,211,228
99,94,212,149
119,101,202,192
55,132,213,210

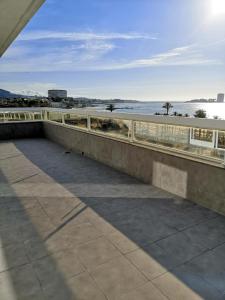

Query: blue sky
0,0,225,100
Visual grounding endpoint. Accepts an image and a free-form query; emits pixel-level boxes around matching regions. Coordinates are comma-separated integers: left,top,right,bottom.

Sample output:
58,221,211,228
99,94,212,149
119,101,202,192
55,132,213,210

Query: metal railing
1,109,225,165
0,111,43,122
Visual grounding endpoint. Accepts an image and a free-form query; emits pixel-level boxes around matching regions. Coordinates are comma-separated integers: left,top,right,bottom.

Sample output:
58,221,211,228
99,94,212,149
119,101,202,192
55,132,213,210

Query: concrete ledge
43,122,225,216
0,121,44,140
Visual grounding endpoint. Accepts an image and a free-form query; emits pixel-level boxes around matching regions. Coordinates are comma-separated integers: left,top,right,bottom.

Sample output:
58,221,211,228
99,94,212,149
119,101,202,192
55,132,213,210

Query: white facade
217,93,224,103
48,90,67,98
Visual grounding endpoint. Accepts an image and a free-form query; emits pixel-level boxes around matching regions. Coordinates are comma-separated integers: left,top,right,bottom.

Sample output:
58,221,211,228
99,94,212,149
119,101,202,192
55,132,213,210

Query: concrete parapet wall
44,122,225,215
0,122,44,140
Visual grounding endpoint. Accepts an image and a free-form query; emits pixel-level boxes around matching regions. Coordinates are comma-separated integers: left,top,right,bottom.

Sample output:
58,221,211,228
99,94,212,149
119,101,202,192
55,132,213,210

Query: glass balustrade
48,111,62,123
134,121,224,160
90,117,131,139
0,110,224,162
217,131,225,150
64,113,87,129
0,112,41,121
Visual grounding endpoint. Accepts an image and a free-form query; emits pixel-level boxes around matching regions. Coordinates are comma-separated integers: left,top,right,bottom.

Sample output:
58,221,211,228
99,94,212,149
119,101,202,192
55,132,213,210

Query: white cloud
0,43,220,73
17,30,156,42
0,38,116,71
100,45,219,70
75,40,116,61
77,41,115,51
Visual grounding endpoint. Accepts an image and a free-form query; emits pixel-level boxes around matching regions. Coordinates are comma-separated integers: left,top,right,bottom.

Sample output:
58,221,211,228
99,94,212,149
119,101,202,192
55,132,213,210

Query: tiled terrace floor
1,138,225,300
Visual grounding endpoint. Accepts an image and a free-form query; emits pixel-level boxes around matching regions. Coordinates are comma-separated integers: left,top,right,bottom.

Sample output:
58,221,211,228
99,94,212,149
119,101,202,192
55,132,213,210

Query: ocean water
2,102,225,119
101,102,225,119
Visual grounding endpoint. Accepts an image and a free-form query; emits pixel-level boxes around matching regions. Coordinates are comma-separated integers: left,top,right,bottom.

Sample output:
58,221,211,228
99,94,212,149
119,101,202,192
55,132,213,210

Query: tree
106,104,116,112
194,109,206,118
162,102,173,115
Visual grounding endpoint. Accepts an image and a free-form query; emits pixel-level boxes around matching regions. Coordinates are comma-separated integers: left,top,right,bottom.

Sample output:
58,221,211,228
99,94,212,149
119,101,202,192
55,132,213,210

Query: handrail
2,108,225,130
44,108,225,131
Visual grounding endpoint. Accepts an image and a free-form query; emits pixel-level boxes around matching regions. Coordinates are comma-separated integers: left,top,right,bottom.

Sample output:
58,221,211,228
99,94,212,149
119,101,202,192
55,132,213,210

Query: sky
0,0,225,101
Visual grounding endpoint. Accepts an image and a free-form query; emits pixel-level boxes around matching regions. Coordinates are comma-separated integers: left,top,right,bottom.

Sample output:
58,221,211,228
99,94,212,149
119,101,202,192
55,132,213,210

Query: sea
2,102,225,119
96,102,225,119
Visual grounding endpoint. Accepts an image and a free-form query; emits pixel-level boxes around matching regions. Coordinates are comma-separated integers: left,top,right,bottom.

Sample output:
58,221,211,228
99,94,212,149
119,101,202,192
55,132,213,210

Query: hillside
0,89,25,99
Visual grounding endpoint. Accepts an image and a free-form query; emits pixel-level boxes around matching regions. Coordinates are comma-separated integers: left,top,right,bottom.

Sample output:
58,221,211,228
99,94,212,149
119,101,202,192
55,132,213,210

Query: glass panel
26,113,34,120
4,112,32,121
17,113,28,121
91,117,131,139
3,113,9,121
3,113,10,121
134,122,190,149
33,113,42,120
41,111,45,119
192,129,213,142
18,113,25,120
18,113,25,121
0,113,4,122
48,112,62,123
218,131,225,149
8,113,21,121
134,121,223,161
0,112,42,121
64,114,87,129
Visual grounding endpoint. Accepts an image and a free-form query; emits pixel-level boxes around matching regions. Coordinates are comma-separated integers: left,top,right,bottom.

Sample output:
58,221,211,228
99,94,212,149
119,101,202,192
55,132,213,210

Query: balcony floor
0,138,225,300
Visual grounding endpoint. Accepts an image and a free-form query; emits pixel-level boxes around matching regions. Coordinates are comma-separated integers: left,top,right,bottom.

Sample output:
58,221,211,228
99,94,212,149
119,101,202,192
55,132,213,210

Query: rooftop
1,137,225,299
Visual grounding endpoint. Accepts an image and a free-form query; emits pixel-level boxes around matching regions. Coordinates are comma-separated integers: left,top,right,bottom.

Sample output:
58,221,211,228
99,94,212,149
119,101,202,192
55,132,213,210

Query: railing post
62,113,65,124
87,115,91,131
224,151,225,167
130,120,135,142
44,110,48,121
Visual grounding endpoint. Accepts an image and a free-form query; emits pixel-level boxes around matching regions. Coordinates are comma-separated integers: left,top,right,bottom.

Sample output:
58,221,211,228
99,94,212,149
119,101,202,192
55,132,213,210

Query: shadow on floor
0,169,77,299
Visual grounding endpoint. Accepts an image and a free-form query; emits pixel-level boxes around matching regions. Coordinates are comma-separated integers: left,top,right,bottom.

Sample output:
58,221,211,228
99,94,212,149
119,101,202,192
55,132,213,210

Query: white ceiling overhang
0,0,45,56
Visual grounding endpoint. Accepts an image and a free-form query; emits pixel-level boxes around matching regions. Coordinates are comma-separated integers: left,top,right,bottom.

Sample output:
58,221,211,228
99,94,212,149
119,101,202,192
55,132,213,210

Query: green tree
162,102,173,115
106,104,116,112
194,109,207,118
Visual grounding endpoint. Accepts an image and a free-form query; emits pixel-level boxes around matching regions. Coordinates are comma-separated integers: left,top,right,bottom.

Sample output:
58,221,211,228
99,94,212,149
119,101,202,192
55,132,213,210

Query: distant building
48,90,67,99
50,101,63,108
217,93,224,103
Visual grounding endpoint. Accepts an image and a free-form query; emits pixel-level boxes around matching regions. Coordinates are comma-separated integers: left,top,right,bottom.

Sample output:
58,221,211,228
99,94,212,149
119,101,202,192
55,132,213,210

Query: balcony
1,110,225,299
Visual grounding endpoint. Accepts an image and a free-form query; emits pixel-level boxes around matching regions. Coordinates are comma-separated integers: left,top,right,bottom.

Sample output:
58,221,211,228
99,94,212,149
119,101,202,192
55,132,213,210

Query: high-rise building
217,93,224,103
48,90,67,99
